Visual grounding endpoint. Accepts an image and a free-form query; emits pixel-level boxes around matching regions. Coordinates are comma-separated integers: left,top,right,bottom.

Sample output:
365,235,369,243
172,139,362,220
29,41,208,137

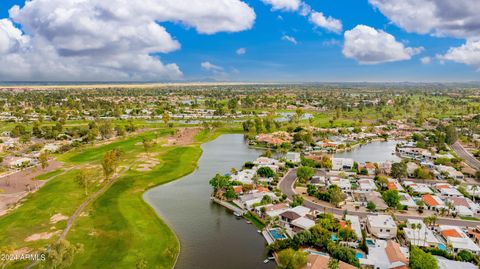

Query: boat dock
211,197,247,216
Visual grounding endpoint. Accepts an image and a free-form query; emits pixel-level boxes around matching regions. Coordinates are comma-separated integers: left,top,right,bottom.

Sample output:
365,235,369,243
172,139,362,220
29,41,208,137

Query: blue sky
0,0,479,82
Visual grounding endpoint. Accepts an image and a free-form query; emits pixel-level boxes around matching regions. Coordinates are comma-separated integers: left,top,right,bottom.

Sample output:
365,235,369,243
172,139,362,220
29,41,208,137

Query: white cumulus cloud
368,0,480,39
343,25,423,64
0,0,255,81
438,40,480,70
309,11,343,34
261,0,301,12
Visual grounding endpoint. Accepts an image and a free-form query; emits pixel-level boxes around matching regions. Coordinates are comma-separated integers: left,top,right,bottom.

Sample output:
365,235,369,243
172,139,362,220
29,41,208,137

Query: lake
144,134,275,269
334,140,401,163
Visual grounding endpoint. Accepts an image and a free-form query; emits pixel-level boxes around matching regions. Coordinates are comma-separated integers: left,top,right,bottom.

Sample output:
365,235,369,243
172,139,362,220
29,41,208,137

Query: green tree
290,194,304,207
75,170,95,196
391,162,407,179
39,151,49,170
410,246,438,269
297,166,315,183
367,201,376,211
328,185,345,207
101,149,122,181
99,121,113,139
162,111,171,126
257,166,275,178
445,125,458,145
382,190,400,208
277,248,308,269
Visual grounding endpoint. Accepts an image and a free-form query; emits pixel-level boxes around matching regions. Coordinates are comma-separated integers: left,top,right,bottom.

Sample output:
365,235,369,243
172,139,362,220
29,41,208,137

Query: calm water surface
144,134,275,269
334,140,401,163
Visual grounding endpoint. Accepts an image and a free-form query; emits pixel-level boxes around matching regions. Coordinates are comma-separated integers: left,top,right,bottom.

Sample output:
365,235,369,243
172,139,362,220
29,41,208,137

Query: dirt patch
50,213,68,224
0,160,63,215
25,231,61,242
136,153,160,171
166,128,199,146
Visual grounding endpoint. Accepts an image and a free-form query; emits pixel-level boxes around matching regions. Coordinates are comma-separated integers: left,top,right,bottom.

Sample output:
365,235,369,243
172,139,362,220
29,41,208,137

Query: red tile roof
422,194,439,207
441,229,462,238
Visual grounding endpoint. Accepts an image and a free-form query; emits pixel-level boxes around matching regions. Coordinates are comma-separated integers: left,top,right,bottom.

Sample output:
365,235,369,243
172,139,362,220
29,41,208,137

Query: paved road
279,169,480,227
451,142,480,171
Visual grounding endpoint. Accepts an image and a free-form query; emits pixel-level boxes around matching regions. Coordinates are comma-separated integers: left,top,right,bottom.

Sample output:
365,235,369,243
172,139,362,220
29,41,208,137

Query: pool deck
262,230,275,245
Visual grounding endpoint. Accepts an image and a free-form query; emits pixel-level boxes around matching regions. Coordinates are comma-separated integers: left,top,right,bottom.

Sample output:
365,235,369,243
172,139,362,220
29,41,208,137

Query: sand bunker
25,231,61,242
50,213,68,224
136,154,160,171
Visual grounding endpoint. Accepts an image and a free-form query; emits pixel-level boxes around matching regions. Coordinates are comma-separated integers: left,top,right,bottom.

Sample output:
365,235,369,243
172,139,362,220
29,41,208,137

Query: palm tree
472,185,478,202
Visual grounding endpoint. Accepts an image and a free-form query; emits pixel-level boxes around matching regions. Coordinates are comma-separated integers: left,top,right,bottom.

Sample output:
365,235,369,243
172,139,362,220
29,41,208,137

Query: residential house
404,219,440,247
399,192,417,209
345,215,362,241
422,194,445,211
366,215,397,239
364,192,388,211
438,225,480,254
435,256,478,269
436,165,464,181
434,183,464,198
360,240,409,269
230,169,256,185
302,254,357,269
329,177,352,192
403,181,433,194
332,158,354,171
286,152,301,164
407,162,419,178
358,178,377,193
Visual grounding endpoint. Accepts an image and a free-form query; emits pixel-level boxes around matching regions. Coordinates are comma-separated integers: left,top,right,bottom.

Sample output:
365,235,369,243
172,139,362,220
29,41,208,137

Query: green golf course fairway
0,127,231,269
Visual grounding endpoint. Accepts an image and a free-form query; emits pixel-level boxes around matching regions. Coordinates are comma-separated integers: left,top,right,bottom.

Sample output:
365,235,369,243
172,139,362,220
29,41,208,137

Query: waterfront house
360,240,409,269
438,225,480,254
291,216,316,232
367,215,397,239
302,254,357,269
404,219,440,247
255,203,289,218
230,169,256,185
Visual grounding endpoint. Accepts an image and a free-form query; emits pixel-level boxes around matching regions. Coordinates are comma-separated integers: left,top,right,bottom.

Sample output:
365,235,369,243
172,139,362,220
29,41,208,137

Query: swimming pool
269,229,286,240
355,253,364,259
438,244,447,251
331,233,338,241
366,239,375,246
304,249,329,256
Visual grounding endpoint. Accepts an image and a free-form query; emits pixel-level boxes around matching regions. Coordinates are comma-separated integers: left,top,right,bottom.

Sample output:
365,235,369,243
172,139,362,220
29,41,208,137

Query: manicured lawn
67,146,202,269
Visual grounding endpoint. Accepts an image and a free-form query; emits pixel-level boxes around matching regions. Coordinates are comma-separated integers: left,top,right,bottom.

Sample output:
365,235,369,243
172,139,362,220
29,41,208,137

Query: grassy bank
1,126,241,268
